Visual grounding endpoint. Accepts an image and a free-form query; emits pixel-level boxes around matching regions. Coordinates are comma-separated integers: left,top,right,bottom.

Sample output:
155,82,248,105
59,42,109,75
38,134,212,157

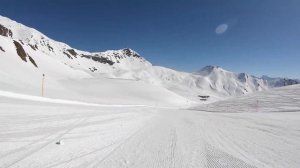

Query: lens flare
215,24,228,34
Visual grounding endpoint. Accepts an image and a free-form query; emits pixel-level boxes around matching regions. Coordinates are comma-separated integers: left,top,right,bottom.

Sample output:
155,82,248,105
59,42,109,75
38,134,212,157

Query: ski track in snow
0,85,300,168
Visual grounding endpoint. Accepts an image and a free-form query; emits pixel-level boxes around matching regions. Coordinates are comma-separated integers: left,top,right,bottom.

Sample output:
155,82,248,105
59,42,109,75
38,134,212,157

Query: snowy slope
0,83,299,167
195,66,268,94
1,14,300,168
0,15,189,106
261,75,299,87
0,15,299,105
0,16,151,74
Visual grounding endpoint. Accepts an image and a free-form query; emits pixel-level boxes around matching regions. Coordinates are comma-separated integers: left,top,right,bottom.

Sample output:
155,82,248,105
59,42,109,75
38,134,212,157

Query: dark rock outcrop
67,49,78,58
63,49,78,59
238,73,249,83
29,44,38,51
81,54,115,65
0,24,13,37
13,40,38,67
47,43,54,52
63,51,73,59
13,40,27,62
89,67,98,72
28,55,38,67
123,48,141,58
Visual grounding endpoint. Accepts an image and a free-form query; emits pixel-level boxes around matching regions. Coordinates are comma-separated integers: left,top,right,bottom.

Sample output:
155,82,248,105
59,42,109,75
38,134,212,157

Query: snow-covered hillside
0,15,298,104
261,75,299,87
1,15,300,168
195,66,267,94
0,82,299,167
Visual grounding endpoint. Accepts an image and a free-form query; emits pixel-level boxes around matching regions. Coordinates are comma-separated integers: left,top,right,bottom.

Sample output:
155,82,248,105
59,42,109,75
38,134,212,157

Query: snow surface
1,84,300,168
1,15,300,168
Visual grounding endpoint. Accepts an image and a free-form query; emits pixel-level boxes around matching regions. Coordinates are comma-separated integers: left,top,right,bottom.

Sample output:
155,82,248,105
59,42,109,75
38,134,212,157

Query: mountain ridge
0,15,299,104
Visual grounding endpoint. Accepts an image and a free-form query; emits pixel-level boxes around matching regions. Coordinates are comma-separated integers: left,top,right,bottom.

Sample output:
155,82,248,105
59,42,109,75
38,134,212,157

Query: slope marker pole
42,74,45,97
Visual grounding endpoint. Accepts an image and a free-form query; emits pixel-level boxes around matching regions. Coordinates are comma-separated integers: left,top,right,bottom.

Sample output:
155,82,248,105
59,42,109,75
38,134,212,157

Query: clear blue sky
1,0,299,78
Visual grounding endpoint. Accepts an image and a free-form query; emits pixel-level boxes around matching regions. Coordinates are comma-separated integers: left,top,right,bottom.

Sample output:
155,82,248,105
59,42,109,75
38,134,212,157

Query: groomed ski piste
0,84,300,168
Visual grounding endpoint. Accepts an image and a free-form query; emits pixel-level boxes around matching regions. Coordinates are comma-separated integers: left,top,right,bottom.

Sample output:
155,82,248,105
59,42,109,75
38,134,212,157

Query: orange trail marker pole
42,74,45,97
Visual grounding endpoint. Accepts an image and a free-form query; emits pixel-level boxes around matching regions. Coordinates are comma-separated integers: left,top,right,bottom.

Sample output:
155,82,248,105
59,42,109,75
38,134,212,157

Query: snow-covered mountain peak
237,73,250,83
261,75,299,87
1,15,299,104
0,15,53,43
0,15,152,75
195,65,227,76
201,65,221,71
94,48,143,60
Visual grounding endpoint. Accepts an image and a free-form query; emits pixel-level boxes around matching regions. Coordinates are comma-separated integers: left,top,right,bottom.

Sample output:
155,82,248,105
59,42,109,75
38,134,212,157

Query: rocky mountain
0,15,298,103
194,65,267,94
261,75,299,87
